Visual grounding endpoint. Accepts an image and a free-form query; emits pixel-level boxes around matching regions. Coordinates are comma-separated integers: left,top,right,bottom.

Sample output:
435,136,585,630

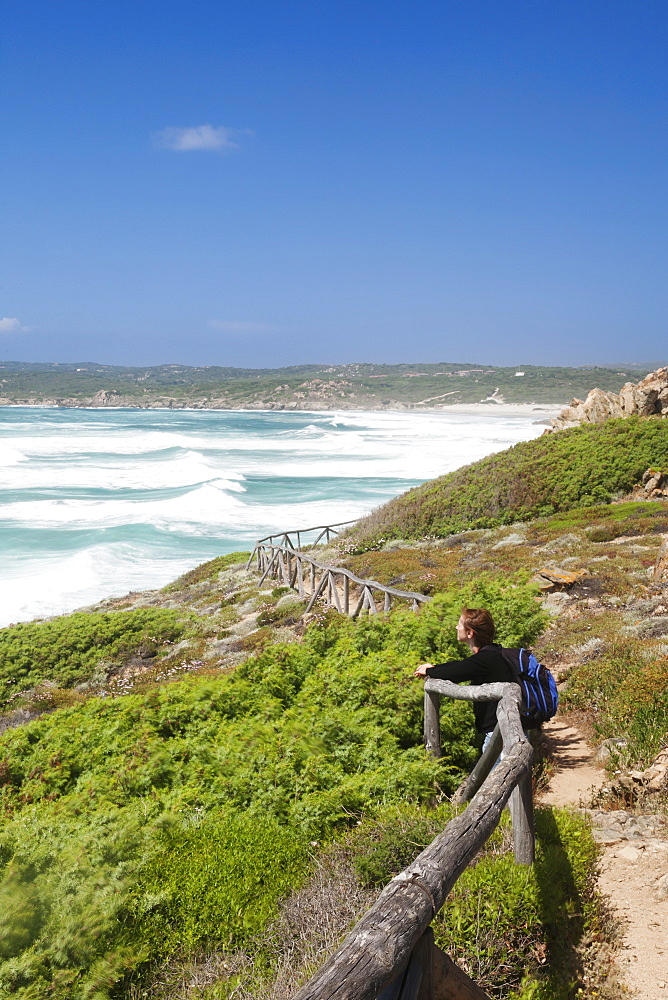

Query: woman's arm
413,654,480,682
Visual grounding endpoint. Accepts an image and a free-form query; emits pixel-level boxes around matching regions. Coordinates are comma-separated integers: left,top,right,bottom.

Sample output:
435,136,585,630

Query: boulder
550,367,668,430
620,367,668,416
641,746,668,792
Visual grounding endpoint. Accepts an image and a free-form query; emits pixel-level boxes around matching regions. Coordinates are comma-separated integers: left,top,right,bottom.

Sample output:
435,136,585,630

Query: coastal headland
0,359,648,410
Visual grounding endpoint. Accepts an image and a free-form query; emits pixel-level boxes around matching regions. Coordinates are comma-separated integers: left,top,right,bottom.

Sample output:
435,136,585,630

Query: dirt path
539,719,607,808
539,719,668,998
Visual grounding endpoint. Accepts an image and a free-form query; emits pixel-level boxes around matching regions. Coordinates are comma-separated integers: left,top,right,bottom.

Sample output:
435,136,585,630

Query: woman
414,607,515,751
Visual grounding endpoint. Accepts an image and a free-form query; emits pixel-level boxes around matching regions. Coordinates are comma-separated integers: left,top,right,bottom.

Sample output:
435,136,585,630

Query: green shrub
0,609,185,707
564,644,668,767
163,552,250,591
132,810,308,952
348,806,600,1000
353,803,456,887
436,809,599,999
256,599,306,626
347,417,668,547
0,579,545,996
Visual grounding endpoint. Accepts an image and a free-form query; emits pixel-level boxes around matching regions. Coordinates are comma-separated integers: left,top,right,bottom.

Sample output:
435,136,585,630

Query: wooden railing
247,521,357,563
291,681,535,1000
247,524,431,617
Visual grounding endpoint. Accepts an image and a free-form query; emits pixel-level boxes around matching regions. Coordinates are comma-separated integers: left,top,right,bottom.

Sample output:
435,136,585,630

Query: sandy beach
431,402,563,418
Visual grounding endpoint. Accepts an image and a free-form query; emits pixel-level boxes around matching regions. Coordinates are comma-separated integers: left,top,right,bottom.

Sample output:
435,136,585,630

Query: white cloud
153,124,245,152
0,317,30,334
208,320,277,334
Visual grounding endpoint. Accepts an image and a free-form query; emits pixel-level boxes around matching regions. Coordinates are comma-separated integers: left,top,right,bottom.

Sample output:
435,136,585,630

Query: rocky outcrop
629,471,668,504
91,389,122,405
551,367,668,430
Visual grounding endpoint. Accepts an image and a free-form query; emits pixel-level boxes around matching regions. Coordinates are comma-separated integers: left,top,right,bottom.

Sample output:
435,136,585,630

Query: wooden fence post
509,772,534,865
377,927,435,1000
424,687,442,759
431,943,493,999
331,573,343,612
508,730,538,866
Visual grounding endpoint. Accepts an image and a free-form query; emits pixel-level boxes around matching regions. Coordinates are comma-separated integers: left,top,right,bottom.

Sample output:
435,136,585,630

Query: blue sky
1,1,666,368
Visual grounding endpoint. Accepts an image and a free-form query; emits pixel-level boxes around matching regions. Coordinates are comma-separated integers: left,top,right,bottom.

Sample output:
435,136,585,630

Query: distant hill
346,416,668,547
0,359,645,409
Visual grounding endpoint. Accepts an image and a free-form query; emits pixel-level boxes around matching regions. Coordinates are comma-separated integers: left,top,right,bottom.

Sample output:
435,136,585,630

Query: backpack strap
498,646,523,686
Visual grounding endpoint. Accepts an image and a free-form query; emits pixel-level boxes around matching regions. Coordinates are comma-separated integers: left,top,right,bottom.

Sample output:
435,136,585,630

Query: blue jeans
482,729,502,768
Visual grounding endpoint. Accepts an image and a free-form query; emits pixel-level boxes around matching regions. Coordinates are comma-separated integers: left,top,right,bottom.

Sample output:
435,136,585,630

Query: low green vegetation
0,581,545,999
347,417,668,549
351,805,600,1000
531,498,668,540
223,804,603,1000
439,809,601,1000
341,501,666,606
563,640,668,769
0,359,638,408
163,552,250,592
0,609,185,708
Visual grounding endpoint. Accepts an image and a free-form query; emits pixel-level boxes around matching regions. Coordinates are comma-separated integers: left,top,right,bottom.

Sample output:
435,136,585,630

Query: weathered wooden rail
247,522,431,617
248,520,357,558
291,680,535,1000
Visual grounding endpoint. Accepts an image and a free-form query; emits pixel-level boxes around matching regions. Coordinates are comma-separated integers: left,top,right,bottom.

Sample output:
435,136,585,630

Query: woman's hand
413,663,433,677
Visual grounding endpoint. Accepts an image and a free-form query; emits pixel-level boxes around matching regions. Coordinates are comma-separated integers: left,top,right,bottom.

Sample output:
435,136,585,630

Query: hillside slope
1,480,667,996
347,416,668,548
0,360,637,409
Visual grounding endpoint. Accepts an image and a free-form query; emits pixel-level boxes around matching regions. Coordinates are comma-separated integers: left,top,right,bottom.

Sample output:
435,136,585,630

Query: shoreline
0,401,566,417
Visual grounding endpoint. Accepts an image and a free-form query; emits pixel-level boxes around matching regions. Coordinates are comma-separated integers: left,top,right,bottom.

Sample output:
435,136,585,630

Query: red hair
460,607,496,646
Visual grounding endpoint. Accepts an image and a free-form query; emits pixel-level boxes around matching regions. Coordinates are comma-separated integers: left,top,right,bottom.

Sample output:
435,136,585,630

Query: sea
0,406,555,627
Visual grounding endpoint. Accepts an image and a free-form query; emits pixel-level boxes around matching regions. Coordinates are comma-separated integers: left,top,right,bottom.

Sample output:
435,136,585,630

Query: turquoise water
0,406,551,625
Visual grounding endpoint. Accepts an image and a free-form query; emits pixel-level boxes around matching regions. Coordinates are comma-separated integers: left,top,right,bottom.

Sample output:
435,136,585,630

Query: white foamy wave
0,543,199,627
286,423,328,438
0,487,369,540
0,443,27,467
0,449,246,492
0,406,556,625
0,483,246,531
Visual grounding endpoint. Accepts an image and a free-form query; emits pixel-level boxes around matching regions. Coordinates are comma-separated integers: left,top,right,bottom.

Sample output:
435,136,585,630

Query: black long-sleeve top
425,643,515,734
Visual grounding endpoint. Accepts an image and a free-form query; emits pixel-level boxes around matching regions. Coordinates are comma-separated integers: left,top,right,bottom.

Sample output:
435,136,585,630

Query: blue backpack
500,647,559,727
